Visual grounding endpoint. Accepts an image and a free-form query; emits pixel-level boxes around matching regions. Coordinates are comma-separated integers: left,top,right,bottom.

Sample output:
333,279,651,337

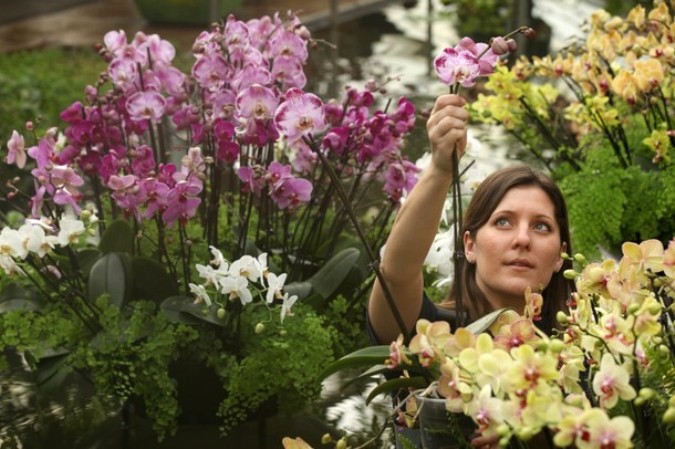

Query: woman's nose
513,224,531,248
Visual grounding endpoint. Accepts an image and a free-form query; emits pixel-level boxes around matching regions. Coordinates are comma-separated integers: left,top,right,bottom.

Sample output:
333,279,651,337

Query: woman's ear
555,242,568,272
464,231,475,263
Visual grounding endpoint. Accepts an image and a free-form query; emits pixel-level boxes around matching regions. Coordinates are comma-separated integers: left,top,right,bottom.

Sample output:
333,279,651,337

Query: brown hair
449,165,574,333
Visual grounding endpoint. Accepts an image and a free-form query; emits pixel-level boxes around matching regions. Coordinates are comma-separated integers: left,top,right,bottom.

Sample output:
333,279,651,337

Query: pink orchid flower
274,88,326,143
236,84,279,120
434,48,481,87
126,91,167,123
6,130,26,169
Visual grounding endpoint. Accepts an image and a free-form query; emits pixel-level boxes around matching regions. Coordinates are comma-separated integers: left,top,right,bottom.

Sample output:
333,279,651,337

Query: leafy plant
0,10,420,442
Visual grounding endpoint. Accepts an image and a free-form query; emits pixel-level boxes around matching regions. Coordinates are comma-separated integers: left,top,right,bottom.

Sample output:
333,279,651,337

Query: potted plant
0,10,422,443
317,239,675,449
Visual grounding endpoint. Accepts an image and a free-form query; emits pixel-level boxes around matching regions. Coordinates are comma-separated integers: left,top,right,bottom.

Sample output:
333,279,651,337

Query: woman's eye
495,218,510,227
534,222,551,232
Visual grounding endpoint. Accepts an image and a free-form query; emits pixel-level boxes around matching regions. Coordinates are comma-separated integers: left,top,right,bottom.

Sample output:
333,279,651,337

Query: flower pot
134,0,243,25
415,393,475,449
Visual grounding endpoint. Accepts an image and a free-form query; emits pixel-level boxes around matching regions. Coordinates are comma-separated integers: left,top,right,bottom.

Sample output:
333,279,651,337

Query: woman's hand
426,94,469,174
471,432,500,449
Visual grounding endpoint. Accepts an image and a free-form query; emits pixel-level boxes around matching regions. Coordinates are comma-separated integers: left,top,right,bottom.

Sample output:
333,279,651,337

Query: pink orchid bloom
271,56,307,90
434,47,481,87
236,84,279,120
126,91,167,123
274,88,326,143
232,64,272,91
269,29,308,62
455,37,499,75
6,130,26,169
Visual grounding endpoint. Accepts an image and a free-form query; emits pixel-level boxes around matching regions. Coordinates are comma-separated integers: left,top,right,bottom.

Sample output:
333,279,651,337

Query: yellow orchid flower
627,4,646,29
633,58,664,92
642,128,671,163
611,69,639,104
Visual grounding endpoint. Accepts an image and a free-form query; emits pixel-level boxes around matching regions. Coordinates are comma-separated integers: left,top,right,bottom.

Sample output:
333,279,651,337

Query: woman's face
464,185,566,310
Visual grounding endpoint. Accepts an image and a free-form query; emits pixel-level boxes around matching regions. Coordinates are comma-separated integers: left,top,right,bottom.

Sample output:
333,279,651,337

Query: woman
367,93,575,448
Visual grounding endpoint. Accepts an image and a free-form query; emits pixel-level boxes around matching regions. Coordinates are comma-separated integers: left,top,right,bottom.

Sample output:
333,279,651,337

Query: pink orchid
236,84,279,120
6,130,26,169
455,37,499,75
274,88,326,143
271,56,307,90
126,91,167,123
434,47,481,87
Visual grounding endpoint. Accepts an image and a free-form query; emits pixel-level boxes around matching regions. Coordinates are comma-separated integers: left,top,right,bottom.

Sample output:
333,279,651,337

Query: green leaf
98,219,134,254
306,247,360,299
160,295,225,327
132,256,178,304
76,248,102,278
34,351,71,395
320,345,392,379
365,376,428,405
465,307,513,335
87,252,133,306
0,283,43,312
283,281,312,300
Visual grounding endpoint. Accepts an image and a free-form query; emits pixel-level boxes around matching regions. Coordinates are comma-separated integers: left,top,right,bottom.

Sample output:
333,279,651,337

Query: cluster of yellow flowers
472,0,673,165
389,238,675,448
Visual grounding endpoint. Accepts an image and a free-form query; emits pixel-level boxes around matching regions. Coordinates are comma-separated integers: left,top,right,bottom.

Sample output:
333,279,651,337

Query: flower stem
305,135,409,339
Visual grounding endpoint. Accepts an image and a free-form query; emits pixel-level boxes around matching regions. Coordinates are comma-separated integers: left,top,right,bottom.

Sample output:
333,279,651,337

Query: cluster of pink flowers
6,12,420,228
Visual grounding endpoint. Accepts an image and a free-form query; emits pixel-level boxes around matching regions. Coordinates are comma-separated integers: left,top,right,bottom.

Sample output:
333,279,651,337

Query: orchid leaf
365,376,428,405
76,248,102,278
160,296,225,327
320,345,391,379
132,256,178,304
465,307,513,335
339,364,394,391
98,219,134,254
87,252,133,306
306,247,360,299
283,281,312,300
0,283,43,312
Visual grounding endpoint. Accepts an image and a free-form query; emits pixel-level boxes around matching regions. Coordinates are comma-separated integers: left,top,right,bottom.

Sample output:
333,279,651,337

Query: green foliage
323,295,369,357
0,48,105,141
214,304,334,434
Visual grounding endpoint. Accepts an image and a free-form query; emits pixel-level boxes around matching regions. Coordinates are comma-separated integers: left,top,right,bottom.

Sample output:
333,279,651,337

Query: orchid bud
255,322,265,334
321,434,332,444
556,311,569,324
639,388,655,400
336,437,347,449
663,407,675,424
506,38,517,53
573,253,587,265
217,308,226,319
522,27,536,39
549,339,565,354
627,303,640,314
563,269,578,280
634,396,646,407
490,37,510,55
25,121,34,131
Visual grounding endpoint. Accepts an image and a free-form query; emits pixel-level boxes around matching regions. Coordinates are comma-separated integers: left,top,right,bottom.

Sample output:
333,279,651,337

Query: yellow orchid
621,239,665,274
642,128,672,163
633,58,665,92
409,319,452,367
611,69,639,104
506,344,559,393
627,4,646,29
663,238,675,279
282,437,314,449
577,409,635,449
592,353,637,409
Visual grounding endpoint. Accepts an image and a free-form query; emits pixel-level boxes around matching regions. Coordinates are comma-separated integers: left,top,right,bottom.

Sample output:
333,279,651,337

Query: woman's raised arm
368,94,469,344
